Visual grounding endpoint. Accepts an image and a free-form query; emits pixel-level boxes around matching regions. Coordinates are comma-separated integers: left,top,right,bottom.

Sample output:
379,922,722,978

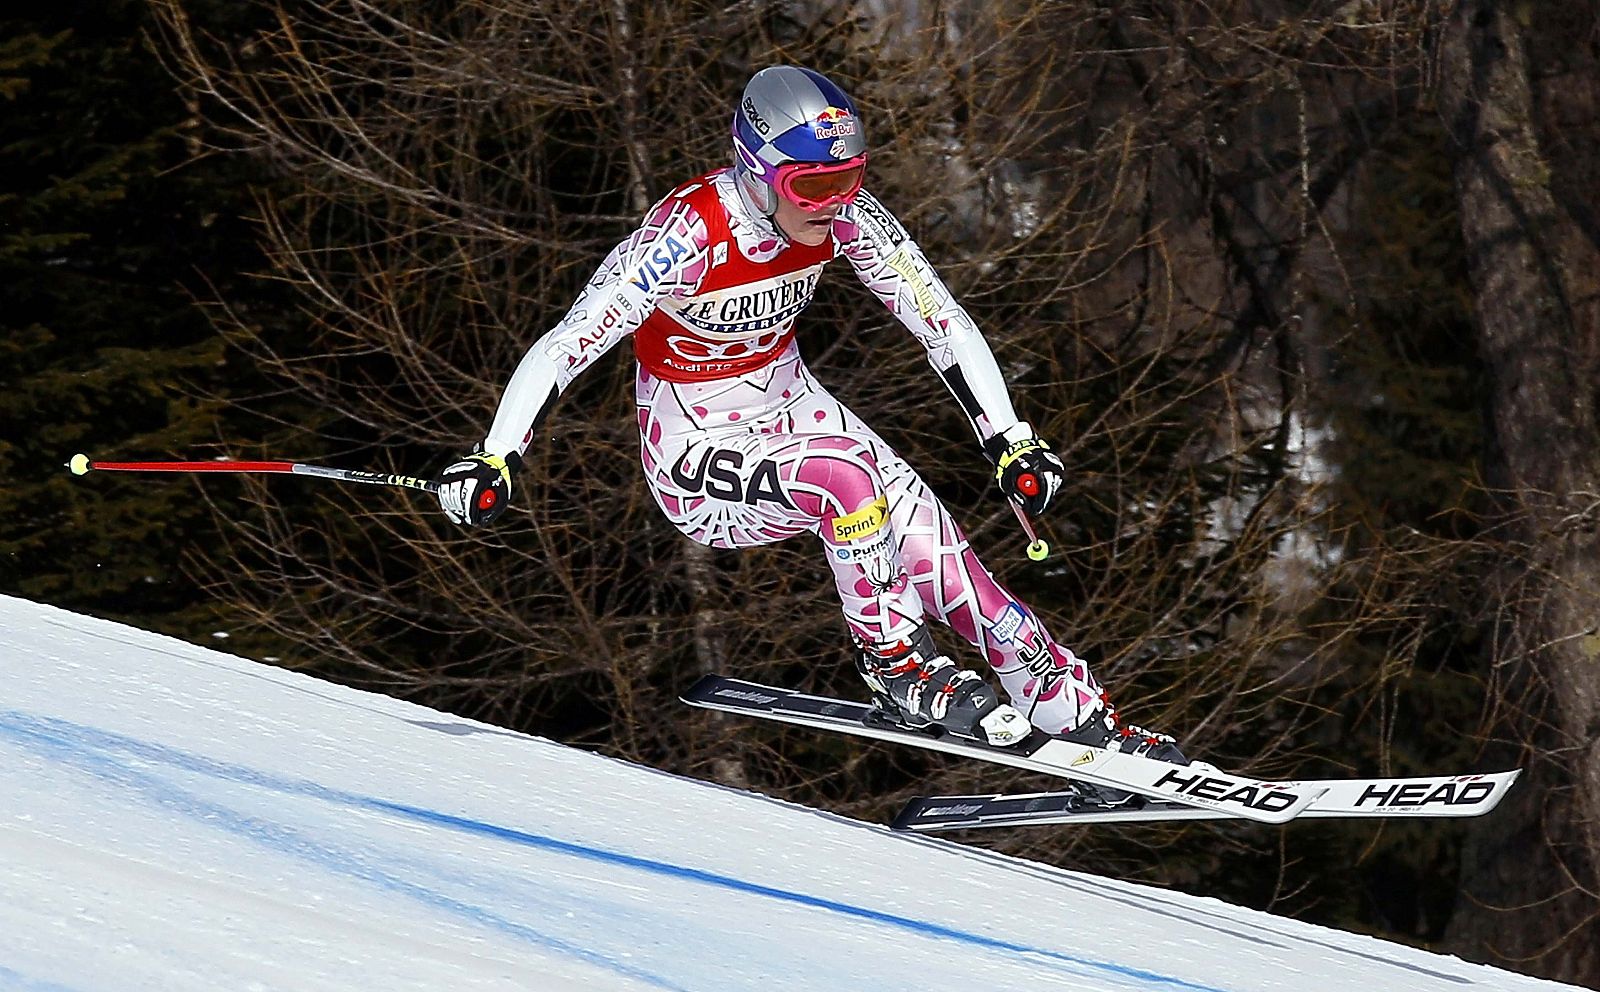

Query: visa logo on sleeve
630,235,696,293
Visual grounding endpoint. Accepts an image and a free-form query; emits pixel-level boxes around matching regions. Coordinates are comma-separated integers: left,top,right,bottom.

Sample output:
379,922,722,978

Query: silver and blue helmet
732,66,869,215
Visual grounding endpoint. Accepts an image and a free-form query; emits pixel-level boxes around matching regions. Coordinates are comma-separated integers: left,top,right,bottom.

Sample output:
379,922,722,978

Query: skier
436,65,1188,764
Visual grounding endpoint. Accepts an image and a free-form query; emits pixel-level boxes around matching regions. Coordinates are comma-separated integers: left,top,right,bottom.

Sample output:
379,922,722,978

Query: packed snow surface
0,595,1576,991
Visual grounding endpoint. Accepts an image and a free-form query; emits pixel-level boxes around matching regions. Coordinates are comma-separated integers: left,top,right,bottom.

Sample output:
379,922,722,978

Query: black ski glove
983,423,1066,515
436,450,521,526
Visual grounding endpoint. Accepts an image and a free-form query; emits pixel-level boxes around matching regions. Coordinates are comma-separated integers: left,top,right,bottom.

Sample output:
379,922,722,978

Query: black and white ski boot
855,625,1032,747
1056,692,1194,807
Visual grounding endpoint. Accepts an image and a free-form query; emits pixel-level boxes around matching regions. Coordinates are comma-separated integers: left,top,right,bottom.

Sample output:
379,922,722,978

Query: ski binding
681,675,1326,824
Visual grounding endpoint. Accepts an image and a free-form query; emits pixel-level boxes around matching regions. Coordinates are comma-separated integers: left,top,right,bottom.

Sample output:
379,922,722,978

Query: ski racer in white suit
437,65,1189,760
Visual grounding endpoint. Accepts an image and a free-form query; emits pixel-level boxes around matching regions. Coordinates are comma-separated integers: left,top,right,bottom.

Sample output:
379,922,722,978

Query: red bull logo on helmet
812,106,857,140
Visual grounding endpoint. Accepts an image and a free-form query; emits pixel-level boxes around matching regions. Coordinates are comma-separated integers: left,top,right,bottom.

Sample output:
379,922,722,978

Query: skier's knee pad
795,439,887,525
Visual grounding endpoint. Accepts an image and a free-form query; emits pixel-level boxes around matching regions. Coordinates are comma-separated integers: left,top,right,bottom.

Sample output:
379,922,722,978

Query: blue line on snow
0,964,93,992
0,712,689,992
374,799,1225,991
1,711,1231,992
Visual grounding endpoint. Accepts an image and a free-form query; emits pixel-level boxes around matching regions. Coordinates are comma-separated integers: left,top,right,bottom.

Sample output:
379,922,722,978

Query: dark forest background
2,1,1597,986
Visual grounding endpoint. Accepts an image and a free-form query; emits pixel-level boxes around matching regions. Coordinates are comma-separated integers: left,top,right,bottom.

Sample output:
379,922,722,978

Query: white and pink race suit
482,169,1101,733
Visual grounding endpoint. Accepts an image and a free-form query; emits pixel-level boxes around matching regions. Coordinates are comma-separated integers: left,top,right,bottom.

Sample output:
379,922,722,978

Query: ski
680,675,1327,825
890,768,1523,832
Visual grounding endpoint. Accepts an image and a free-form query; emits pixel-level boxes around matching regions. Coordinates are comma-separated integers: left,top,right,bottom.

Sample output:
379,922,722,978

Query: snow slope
0,595,1576,992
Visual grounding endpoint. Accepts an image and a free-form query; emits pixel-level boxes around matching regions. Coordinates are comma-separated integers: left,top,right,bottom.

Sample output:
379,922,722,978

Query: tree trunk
1436,1,1600,984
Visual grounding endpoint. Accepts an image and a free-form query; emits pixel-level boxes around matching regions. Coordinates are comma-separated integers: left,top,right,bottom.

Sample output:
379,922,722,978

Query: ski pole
1008,499,1051,561
66,454,439,494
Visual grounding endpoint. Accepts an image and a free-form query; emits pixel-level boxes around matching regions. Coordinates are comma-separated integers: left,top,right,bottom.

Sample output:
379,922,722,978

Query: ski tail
892,791,1217,831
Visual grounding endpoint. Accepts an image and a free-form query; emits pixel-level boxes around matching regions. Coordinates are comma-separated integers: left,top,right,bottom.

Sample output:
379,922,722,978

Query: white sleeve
838,189,1021,441
480,195,713,459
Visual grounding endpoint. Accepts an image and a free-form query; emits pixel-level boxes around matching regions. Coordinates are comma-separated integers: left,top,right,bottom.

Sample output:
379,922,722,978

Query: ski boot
1056,691,1193,808
855,624,1033,747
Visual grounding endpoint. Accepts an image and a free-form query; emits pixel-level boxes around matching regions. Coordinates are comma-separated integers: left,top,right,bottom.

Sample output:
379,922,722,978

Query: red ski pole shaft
1008,500,1051,562
67,454,439,494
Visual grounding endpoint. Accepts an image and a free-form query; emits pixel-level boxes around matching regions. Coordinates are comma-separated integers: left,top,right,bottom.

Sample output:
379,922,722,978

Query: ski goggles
772,154,867,211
